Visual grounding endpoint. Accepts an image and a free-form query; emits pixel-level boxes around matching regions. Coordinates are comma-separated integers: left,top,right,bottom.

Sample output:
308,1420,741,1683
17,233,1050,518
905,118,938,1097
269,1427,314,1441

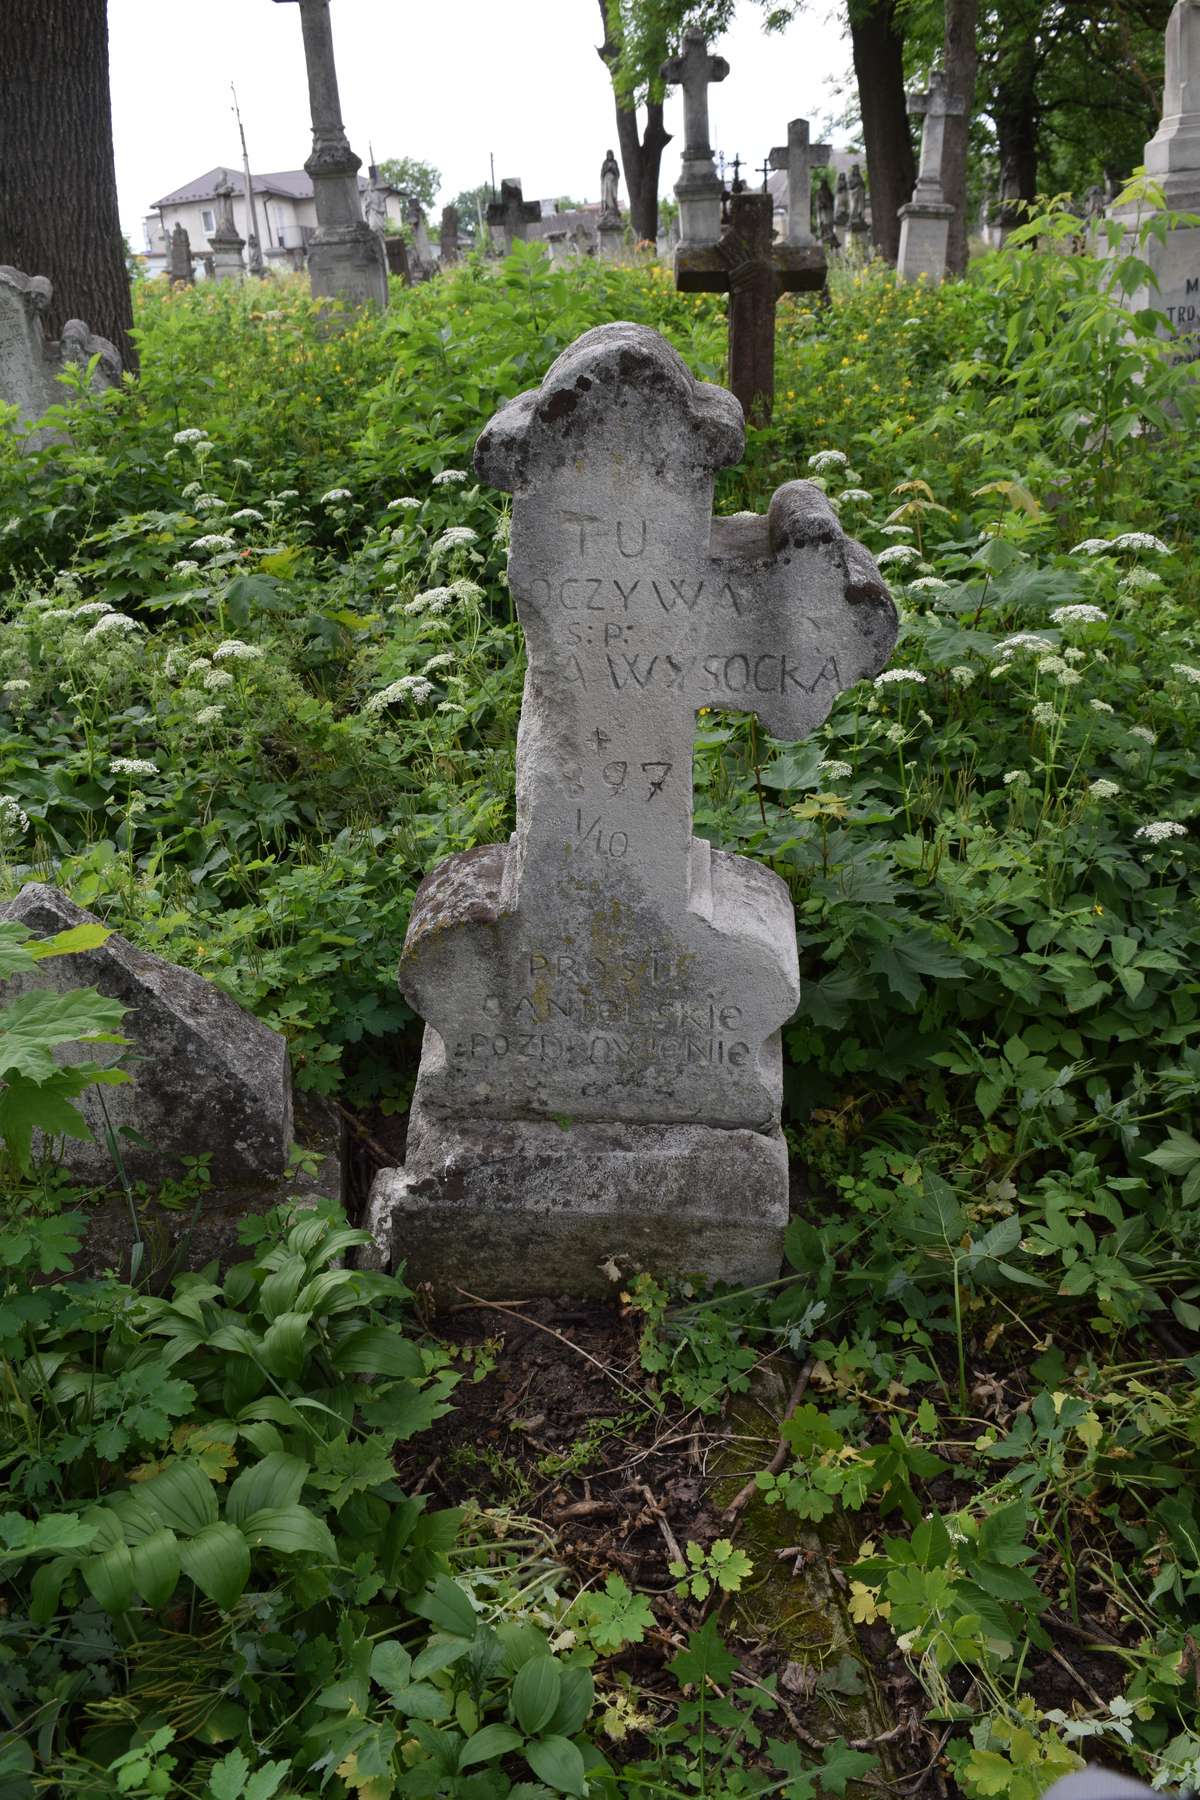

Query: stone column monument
208,179,247,281
896,69,964,282
661,26,729,248
598,147,623,259
271,0,389,309
769,118,831,249
365,322,897,1297
1110,0,1200,355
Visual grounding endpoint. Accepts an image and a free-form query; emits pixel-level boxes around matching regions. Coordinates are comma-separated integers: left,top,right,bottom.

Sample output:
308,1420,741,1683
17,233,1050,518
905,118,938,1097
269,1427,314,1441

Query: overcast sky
109,0,853,243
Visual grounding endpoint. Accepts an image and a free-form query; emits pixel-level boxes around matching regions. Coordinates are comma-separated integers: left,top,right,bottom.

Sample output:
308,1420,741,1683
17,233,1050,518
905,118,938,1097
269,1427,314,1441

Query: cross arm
673,243,827,294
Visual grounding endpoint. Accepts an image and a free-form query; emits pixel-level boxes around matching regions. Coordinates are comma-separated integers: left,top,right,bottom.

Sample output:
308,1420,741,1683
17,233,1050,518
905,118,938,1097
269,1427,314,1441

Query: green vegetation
1,209,1198,1794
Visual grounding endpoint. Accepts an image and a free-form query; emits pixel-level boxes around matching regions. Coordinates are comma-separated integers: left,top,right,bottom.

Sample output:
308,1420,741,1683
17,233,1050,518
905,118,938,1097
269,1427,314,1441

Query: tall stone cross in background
487,179,541,253
675,190,825,424
661,26,729,247
770,118,831,248
365,323,897,1298
271,0,389,309
896,68,964,283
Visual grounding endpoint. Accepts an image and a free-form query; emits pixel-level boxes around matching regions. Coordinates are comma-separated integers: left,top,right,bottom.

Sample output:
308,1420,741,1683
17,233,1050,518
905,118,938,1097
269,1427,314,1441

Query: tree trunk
993,33,1039,229
942,0,979,275
0,0,136,372
596,0,670,244
849,0,916,265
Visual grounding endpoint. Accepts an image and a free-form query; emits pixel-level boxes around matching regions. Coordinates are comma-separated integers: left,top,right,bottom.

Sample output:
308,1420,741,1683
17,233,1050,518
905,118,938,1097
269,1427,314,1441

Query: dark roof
152,165,320,207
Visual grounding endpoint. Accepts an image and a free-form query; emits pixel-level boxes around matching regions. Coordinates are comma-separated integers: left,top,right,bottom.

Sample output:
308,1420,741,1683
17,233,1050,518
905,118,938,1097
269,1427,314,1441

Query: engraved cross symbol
398,325,897,1137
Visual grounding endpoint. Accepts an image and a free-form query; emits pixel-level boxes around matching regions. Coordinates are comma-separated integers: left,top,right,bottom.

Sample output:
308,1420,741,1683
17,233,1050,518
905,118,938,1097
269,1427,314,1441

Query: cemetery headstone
385,235,412,283
674,189,825,424
209,178,247,281
661,26,729,248
167,223,195,286
406,199,436,279
0,265,121,450
896,68,965,283
440,203,460,265
487,178,541,254
1109,0,1200,358
598,147,623,259
769,118,830,249
272,0,389,309
0,885,344,1274
364,322,896,1297
849,163,869,236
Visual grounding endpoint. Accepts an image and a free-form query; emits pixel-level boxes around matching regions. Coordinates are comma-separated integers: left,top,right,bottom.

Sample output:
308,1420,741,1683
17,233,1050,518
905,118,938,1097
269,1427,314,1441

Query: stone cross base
896,201,953,283
308,223,389,309
364,1095,788,1298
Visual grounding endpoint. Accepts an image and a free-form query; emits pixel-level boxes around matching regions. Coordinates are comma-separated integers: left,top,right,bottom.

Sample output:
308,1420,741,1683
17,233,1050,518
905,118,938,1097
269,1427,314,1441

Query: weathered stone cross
908,68,965,207
487,178,541,254
368,324,896,1296
661,25,730,247
770,118,831,248
675,190,825,425
896,68,965,282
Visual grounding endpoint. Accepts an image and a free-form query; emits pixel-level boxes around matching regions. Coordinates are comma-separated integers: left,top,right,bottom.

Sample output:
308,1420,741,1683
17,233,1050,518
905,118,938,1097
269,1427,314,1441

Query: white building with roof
142,164,406,277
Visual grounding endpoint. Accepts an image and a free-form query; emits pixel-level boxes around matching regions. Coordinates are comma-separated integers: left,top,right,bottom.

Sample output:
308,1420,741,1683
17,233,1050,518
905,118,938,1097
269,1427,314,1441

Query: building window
202,208,215,235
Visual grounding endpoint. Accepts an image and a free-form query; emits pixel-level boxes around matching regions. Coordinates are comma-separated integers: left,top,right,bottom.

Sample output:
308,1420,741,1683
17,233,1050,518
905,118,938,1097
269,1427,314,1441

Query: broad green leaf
84,1538,135,1614
409,1574,479,1638
207,1746,249,1800
525,1735,585,1798
180,1522,250,1611
513,1655,561,1736
240,1504,337,1560
460,1724,524,1769
370,1639,413,1698
30,923,113,961
137,1461,219,1535
226,1452,308,1527
0,986,127,1080
331,1325,424,1379
130,1526,181,1609
259,1311,312,1381
547,1667,594,1739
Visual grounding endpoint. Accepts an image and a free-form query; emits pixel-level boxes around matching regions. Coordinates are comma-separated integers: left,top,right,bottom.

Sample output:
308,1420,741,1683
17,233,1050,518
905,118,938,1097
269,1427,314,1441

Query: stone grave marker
661,26,729,248
209,178,247,281
769,118,830,249
674,190,825,425
167,223,195,286
365,322,896,1297
487,178,541,253
0,265,121,450
896,69,965,283
440,204,461,265
1110,0,1200,359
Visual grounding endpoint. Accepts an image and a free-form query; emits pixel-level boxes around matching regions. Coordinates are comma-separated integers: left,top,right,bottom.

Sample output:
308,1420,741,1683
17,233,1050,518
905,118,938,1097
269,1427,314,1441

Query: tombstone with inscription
770,119,830,249
365,322,896,1297
1110,0,1200,356
167,223,195,286
0,266,121,449
487,178,541,254
896,69,964,283
661,26,730,248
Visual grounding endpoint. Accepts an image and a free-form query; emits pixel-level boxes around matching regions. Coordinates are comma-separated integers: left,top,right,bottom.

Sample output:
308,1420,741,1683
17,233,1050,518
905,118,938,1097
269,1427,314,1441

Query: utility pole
232,83,266,276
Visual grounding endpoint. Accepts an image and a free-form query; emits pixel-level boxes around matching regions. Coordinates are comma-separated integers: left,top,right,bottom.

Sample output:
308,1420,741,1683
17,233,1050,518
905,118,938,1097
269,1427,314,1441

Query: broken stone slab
0,265,121,449
0,883,291,1186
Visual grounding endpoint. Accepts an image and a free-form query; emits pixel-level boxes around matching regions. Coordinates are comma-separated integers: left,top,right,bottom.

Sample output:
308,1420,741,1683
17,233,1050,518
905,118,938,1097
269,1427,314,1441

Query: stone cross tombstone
661,26,729,247
674,190,825,425
487,178,541,254
209,178,247,282
1110,1,1200,357
365,322,896,1297
272,0,389,310
167,223,195,286
896,69,964,283
769,118,830,248
440,204,460,265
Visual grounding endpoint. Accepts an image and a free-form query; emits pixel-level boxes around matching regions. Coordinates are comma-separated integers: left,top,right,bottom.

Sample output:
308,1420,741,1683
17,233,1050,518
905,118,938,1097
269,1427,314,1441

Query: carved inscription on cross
770,118,831,248
398,325,896,1138
675,190,825,425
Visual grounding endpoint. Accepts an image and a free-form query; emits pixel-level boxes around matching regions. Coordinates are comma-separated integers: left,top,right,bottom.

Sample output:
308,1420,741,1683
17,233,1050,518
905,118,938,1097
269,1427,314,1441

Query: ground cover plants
1,206,1198,1796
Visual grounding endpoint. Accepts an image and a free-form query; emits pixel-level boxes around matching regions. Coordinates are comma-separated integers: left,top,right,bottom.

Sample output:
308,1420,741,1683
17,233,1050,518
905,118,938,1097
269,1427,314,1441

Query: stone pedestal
896,200,953,282
597,214,623,260
675,168,725,249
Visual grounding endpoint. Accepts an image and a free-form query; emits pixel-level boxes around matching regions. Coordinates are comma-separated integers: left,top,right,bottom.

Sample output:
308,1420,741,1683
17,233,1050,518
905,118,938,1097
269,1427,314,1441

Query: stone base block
896,201,953,283
361,1106,788,1300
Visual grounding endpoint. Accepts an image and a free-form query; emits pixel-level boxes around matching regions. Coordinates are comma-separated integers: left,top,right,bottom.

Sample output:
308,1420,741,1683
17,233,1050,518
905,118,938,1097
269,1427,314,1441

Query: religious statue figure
1084,183,1106,220
364,172,389,236
600,148,620,218
815,172,835,244
834,170,849,227
848,163,867,227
